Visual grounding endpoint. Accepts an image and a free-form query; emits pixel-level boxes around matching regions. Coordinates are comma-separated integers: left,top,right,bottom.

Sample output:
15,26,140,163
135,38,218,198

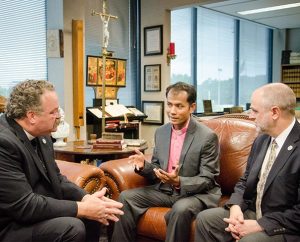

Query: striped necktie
256,139,278,219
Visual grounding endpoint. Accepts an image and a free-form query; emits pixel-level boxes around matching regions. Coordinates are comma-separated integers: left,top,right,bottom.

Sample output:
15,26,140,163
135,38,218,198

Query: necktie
256,140,278,219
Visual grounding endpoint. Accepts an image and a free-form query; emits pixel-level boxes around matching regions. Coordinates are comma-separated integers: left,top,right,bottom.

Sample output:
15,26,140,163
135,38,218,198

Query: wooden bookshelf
281,64,300,98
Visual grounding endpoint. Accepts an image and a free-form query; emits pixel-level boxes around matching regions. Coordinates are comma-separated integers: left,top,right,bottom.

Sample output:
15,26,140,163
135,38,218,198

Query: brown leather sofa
100,115,258,242
56,159,106,194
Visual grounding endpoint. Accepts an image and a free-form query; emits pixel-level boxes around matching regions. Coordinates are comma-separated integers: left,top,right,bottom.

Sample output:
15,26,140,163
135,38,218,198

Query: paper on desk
88,108,102,118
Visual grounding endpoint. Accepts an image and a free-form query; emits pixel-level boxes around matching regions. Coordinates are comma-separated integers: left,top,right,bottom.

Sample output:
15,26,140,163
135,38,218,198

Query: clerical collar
24,129,35,141
171,118,190,135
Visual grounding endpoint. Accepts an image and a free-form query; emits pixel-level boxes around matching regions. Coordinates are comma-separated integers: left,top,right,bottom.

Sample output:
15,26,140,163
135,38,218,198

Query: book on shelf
92,143,127,150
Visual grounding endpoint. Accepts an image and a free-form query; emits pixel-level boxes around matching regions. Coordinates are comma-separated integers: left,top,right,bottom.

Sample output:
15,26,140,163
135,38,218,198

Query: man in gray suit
112,82,221,242
195,83,300,242
0,80,124,242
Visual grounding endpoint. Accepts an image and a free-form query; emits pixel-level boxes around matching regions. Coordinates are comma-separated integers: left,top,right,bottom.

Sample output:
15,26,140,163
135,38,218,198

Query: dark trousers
111,185,205,242
195,207,284,242
2,217,101,242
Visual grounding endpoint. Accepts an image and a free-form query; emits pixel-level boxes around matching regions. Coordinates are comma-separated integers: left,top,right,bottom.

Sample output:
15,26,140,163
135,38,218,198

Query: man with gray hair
0,80,124,242
195,83,300,242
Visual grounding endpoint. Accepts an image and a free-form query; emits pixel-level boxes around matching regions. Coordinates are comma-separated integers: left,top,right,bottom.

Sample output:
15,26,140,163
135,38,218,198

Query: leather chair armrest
56,159,106,194
100,155,152,200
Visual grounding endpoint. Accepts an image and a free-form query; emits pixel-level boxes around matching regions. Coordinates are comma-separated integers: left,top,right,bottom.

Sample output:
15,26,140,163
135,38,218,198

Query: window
0,1,47,97
239,21,270,107
197,8,235,112
171,7,272,112
171,8,192,85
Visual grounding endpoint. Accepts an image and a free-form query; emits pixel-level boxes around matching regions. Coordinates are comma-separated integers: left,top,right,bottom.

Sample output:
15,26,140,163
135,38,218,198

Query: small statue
51,107,70,147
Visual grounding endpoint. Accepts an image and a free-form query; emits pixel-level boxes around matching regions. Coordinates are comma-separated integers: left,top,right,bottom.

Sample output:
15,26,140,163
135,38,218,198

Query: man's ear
26,111,36,124
271,106,280,120
190,103,196,113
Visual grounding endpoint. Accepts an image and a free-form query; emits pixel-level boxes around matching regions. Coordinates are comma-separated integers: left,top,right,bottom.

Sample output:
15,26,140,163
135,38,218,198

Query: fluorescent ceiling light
238,2,300,15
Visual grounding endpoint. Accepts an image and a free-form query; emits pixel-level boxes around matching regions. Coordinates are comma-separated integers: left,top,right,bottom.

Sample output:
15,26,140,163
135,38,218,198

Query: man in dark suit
112,82,221,242
0,80,124,242
195,83,300,242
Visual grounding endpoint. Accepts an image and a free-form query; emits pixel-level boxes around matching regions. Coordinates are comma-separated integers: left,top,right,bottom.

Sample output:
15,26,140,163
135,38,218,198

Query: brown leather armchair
100,116,258,242
56,159,106,194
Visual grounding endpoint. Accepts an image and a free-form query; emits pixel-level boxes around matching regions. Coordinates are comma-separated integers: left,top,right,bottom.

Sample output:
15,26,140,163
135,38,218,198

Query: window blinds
0,0,47,97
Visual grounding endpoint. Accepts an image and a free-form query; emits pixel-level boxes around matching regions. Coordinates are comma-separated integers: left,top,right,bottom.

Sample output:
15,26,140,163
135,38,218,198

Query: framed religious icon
116,59,127,87
87,56,98,85
86,55,126,87
98,58,117,86
144,64,161,92
142,101,164,125
144,25,163,56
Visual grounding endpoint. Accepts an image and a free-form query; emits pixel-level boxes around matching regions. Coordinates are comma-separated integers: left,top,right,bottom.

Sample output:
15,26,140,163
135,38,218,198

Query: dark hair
165,82,196,105
6,80,55,119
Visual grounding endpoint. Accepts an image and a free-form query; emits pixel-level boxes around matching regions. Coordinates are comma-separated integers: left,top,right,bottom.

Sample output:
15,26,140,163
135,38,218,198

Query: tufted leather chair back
201,117,258,205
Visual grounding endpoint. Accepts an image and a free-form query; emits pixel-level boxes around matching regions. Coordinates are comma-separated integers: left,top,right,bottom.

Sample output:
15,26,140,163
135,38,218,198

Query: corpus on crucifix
102,15,110,49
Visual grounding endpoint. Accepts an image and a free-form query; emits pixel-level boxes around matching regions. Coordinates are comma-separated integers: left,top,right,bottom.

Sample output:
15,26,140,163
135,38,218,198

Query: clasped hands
78,187,124,226
128,149,180,187
224,205,263,241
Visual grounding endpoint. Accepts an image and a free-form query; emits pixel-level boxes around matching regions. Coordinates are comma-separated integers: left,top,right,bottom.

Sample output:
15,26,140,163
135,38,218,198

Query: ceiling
200,0,300,29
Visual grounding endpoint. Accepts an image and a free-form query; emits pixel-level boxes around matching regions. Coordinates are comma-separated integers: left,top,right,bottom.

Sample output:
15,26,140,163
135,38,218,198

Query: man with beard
195,83,300,242
112,82,221,242
0,80,124,242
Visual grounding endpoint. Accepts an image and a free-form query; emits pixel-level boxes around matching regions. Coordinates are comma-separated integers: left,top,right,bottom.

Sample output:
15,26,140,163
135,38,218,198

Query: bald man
195,83,300,242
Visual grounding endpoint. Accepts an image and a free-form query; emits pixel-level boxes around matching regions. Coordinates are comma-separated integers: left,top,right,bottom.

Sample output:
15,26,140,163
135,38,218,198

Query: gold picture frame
86,55,127,87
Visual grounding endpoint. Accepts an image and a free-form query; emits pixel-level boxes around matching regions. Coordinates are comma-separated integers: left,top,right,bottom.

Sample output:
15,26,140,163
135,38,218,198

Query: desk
54,140,148,164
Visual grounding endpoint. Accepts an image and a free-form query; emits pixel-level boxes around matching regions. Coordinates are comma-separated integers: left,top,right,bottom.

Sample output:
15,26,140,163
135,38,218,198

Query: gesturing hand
128,149,145,171
153,165,180,187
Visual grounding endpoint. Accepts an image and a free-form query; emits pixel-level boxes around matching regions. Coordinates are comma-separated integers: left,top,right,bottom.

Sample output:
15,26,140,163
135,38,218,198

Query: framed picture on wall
144,64,161,92
86,55,127,87
144,25,163,56
142,101,164,125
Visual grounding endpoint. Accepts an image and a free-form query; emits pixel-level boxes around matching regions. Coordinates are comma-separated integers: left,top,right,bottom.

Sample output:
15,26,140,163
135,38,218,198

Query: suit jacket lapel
162,124,172,170
178,117,196,168
263,122,300,193
37,137,63,198
245,136,270,193
27,138,51,183
5,116,51,183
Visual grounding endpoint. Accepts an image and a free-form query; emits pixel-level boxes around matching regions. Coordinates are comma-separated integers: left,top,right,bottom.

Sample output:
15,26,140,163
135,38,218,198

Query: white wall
287,28,300,52
47,0,65,107
63,0,86,141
